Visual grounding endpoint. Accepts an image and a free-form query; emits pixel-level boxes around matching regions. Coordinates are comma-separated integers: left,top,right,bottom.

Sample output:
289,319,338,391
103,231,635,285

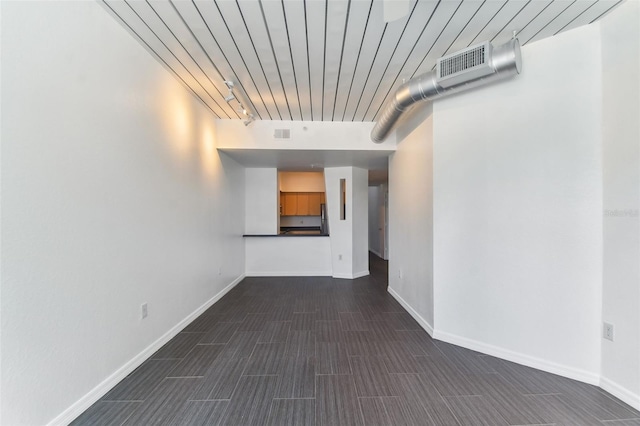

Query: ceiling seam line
431,0,486,68
321,0,328,121
361,0,420,121
340,0,374,122
554,0,599,35
523,0,577,45
100,1,220,119
211,1,273,120
144,0,238,118
331,0,352,122
589,0,623,24
410,0,465,79
124,0,230,118
258,0,294,120
169,0,263,120
467,0,510,47
280,0,304,121
371,0,443,121
235,0,284,120
490,0,532,43
303,0,314,121
514,1,556,41
351,24,388,121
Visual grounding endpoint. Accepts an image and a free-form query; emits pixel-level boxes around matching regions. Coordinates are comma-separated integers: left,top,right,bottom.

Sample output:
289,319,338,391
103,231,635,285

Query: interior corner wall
351,167,369,277
368,186,382,257
432,24,603,382
245,168,278,235
600,0,640,408
0,2,245,425
388,104,435,332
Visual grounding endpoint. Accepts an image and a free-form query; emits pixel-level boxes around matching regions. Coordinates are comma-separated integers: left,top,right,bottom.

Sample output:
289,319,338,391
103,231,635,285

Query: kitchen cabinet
308,193,322,215
280,192,325,216
297,193,309,215
283,193,298,216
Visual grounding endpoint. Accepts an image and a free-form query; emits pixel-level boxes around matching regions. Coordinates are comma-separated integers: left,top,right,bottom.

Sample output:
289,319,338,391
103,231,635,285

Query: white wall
388,104,434,332
368,187,381,256
216,119,396,151
245,168,278,235
352,167,370,277
279,171,326,192
245,237,332,276
432,25,603,381
281,216,322,228
0,2,245,425
324,167,369,279
600,0,640,408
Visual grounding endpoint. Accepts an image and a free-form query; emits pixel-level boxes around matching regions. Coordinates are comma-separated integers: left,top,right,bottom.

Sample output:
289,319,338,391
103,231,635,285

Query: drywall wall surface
280,216,322,228
1,2,245,424
600,0,640,408
368,186,381,256
388,103,434,331
432,24,603,380
245,237,332,276
351,167,370,277
216,119,396,151
245,168,278,235
279,171,326,192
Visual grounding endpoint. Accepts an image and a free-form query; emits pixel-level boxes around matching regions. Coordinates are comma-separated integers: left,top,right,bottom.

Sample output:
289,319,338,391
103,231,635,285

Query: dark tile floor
73,253,640,425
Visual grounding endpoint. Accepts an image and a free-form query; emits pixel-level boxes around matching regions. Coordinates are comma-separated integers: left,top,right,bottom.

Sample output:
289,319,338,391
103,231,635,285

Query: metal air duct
371,38,522,143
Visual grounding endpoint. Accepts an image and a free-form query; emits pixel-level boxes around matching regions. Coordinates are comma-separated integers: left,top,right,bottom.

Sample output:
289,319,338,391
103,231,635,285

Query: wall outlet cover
603,322,614,341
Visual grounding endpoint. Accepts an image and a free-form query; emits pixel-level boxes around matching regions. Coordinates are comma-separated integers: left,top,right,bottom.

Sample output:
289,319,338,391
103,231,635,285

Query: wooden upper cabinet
280,192,325,216
308,193,322,216
283,193,298,216
297,193,310,215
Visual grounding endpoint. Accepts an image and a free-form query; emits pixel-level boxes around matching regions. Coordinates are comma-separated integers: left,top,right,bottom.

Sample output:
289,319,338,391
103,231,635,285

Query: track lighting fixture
223,79,255,126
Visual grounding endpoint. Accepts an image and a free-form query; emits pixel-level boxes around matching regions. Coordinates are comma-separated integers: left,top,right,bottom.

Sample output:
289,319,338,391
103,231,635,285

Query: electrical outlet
141,303,148,319
218,267,222,275
338,254,343,260
603,322,614,341
398,269,403,279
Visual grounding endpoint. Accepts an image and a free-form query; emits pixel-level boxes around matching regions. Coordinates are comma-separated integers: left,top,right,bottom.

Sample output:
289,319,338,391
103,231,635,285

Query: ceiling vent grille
437,41,494,88
274,129,291,139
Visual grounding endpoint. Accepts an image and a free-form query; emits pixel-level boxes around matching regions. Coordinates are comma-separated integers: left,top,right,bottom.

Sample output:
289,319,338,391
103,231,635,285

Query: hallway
73,254,640,425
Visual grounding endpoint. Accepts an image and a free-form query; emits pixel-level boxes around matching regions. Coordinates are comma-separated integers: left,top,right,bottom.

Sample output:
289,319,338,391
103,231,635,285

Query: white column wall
245,168,279,235
324,167,369,279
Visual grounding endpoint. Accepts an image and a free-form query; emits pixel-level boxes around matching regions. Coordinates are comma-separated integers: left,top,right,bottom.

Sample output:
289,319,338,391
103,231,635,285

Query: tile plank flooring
73,254,640,425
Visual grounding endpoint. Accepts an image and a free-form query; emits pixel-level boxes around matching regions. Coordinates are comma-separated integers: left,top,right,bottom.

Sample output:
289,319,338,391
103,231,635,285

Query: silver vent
371,38,522,143
437,41,494,88
274,129,291,139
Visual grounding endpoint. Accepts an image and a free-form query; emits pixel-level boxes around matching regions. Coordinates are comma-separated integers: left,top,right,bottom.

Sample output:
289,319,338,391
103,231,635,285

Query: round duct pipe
371,38,522,143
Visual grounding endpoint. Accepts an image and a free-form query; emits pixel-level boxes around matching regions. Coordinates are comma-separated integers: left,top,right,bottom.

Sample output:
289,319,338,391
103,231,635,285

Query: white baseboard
369,248,382,258
387,287,434,336
600,376,640,411
387,287,606,390
245,271,333,277
332,270,370,279
433,329,600,386
49,274,246,426
353,270,370,279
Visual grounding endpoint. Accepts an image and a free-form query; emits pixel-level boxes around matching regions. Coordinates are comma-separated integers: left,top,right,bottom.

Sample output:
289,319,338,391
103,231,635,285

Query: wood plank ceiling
102,0,622,122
